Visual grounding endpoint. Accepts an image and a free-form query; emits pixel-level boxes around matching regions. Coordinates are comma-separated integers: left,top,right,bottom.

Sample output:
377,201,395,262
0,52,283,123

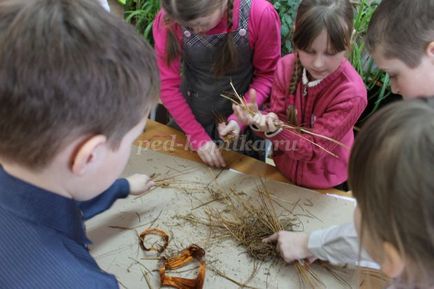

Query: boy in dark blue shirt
0,0,159,288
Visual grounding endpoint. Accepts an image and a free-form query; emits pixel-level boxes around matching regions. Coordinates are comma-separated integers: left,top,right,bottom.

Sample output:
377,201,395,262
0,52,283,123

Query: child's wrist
264,127,283,138
250,123,261,132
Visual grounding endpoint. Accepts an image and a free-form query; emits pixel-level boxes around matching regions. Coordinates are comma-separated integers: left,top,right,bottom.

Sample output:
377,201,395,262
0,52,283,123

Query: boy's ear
380,242,405,278
71,135,107,176
427,41,434,61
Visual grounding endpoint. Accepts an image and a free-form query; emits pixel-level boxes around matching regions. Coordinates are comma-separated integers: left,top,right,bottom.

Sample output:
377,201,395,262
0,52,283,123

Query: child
153,0,281,168
0,0,158,288
263,1,434,287
265,99,434,288
234,0,367,189
365,0,434,99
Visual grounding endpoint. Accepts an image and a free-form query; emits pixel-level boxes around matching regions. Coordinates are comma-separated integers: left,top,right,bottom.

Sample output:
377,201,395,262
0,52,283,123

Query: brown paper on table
86,147,358,289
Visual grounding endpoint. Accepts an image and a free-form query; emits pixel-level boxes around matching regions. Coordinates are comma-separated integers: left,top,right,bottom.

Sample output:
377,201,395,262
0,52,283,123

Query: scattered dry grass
181,181,298,262
181,180,355,289
134,160,355,288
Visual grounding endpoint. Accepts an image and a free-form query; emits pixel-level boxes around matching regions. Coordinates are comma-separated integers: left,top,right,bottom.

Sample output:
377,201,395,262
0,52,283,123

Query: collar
302,68,322,88
0,166,89,245
300,59,348,93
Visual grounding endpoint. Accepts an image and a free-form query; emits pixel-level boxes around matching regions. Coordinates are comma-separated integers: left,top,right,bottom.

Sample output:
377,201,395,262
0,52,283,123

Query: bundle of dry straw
221,82,349,158
184,181,332,289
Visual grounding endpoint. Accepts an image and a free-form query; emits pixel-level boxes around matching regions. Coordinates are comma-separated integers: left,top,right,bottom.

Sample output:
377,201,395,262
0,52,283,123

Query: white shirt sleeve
308,223,380,269
97,0,111,12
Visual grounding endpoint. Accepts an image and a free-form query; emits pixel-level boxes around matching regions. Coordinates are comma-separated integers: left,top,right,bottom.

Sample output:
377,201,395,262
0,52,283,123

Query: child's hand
126,174,156,196
263,231,316,264
233,88,259,125
252,112,280,132
197,140,226,168
217,120,240,139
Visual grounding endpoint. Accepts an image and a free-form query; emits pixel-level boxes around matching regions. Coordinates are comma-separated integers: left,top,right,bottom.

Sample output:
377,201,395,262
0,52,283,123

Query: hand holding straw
221,82,349,158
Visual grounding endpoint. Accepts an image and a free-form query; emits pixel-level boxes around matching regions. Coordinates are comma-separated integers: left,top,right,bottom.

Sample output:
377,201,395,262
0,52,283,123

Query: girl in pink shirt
235,0,367,189
153,0,281,168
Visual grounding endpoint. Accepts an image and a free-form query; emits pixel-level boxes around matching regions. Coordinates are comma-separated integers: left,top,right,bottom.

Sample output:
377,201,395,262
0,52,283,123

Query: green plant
124,0,160,45
270,0,301,54
350,0,392,121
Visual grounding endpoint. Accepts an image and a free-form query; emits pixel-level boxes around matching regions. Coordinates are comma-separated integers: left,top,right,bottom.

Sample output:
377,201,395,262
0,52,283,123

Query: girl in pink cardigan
153,0,281,168
235,0,367,189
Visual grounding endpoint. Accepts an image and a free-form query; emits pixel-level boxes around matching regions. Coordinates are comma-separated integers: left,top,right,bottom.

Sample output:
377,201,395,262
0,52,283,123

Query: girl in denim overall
153,0,281,167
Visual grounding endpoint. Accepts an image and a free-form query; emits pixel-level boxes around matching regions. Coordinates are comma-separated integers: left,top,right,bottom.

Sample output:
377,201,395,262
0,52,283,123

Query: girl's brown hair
289,0,354,96
349,99,434,288
161,0,238,76
366,0,434,68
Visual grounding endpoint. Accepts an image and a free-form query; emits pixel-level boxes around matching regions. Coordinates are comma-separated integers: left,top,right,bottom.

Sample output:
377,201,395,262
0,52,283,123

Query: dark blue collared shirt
0,166,129,289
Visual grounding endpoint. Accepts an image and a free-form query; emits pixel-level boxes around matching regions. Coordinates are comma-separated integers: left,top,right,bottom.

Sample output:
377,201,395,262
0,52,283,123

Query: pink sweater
264,54,367,189
152,0,281,150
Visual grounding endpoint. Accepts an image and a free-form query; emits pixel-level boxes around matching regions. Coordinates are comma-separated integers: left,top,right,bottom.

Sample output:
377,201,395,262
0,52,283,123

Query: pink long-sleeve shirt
153,0,281,150
262,54,367,189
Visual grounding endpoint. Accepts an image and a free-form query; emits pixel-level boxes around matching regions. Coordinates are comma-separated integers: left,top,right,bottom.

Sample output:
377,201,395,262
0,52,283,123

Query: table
136,120,349,196
131,120,388,289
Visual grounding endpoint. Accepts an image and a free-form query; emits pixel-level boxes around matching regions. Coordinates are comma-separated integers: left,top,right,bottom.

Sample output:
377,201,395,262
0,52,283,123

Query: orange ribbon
139,228,169,253
159,244,206,289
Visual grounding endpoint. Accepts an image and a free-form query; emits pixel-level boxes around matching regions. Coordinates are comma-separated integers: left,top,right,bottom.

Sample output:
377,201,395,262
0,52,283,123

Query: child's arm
264,223,378,268
263,231,315,263
222,88,260,138
232,89,284,141
232,89,261,126
227,1,281,129
125,174,155,196
266,61,367,160
308,223,377,267
78,175,154,220
268,98,366,161
231,57,290,135
152,11,211,151
153,12,226,168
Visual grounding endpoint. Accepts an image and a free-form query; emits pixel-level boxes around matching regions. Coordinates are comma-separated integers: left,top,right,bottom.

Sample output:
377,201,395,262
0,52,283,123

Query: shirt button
239,28,247,36
184,30,192,38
